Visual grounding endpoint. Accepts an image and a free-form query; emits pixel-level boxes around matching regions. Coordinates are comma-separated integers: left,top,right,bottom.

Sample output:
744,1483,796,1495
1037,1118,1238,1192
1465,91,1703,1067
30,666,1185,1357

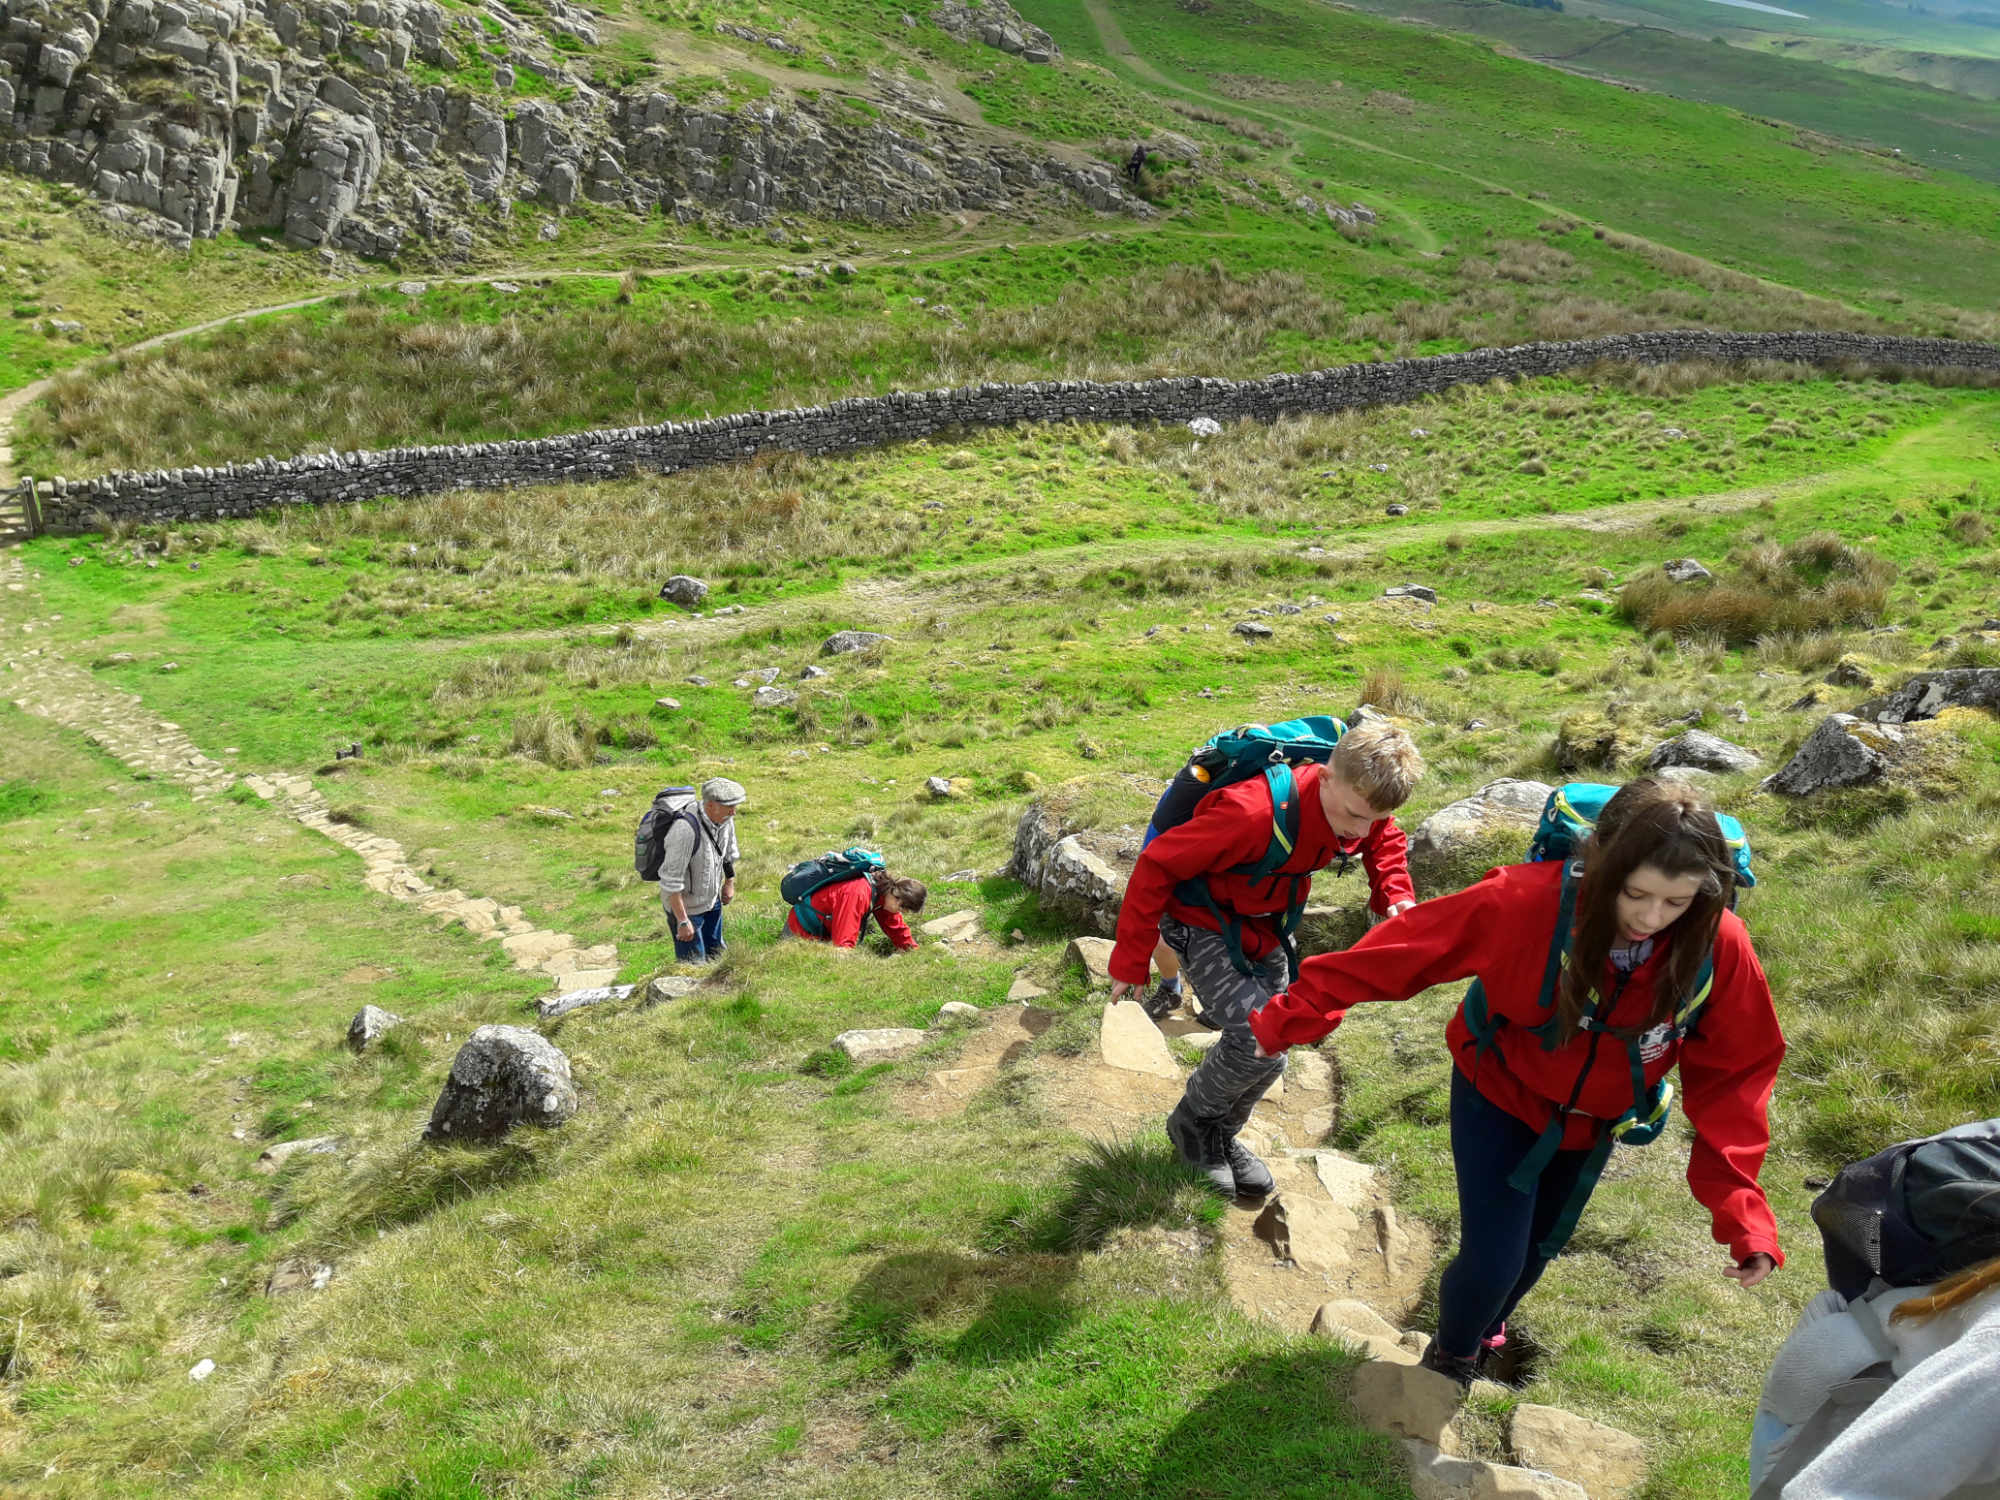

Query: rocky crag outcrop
0,0,1140,256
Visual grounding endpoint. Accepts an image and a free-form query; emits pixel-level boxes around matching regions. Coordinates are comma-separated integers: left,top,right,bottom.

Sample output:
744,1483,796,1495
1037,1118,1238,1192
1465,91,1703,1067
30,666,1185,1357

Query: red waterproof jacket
1109,762,1415,987
784,875,918,951
1248,859,1786,1265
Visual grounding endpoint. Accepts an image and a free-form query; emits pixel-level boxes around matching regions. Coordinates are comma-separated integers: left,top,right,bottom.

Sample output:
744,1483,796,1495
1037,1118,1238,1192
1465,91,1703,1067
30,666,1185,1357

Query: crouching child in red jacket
1248,777,1786,1385
785,869,928,952
1109,718,1425,1200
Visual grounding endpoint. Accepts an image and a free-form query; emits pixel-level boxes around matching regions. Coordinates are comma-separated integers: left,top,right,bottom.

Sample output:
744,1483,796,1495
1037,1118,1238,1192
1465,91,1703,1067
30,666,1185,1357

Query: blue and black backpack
781,847,887,939
1463,781,1757,1256
1146,715,1349,977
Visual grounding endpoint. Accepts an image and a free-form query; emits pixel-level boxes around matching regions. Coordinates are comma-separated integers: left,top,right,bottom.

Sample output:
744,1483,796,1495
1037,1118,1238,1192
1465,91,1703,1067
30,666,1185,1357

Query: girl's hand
1726,1253,1777,1288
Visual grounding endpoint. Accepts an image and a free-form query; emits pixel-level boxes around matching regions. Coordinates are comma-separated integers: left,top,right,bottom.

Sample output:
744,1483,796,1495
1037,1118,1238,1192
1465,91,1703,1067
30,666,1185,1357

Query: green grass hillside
6,0,2000,1493
7,368,2000,1495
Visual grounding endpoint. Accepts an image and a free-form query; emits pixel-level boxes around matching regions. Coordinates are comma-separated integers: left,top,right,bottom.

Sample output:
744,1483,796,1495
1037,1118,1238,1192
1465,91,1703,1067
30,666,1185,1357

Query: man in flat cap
660,777,746,962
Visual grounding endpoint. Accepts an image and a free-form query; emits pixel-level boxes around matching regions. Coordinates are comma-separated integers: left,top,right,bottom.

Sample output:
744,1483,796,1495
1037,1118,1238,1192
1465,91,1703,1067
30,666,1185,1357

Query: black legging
1435,1065,1597,1358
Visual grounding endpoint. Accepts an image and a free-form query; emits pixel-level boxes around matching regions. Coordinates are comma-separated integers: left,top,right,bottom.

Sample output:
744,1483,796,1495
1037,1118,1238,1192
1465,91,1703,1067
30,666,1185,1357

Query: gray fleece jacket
656,804,738,917
1759,1281,2000,1500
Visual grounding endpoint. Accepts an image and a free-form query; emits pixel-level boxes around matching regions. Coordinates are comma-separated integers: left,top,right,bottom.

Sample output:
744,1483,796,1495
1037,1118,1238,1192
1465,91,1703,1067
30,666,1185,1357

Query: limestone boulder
921,909,982,942
821,629,893,656
1068,936,1117,986
645,975,698,1005
1010,783,1153,935
1646,730,1761,776
1006,976,1049,1002
1762,713,1898,795
935,1001,983,1024
346,1004,402,1051
538,982,635,1019
1661,557,1712,583
1403,1440,1590,1500
1308,1299,1409,1363
1860,667,2000,724
1408,779,1550,896
1252,1190,1357,1275
1314,1150,1380,1211
1286,1048,1334,1095
1509,1405,1647,1500
1100,1001,1179,1079
256,1135,341,1172
425,1025,577,1140
657,576,708,608
1350,1360,1467,1453
834,1027,926,1064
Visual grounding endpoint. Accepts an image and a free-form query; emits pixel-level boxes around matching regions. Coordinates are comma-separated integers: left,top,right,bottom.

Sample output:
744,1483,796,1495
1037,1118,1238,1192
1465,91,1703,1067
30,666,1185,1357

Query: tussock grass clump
999,1138,1224,1254
1620,532,1896,644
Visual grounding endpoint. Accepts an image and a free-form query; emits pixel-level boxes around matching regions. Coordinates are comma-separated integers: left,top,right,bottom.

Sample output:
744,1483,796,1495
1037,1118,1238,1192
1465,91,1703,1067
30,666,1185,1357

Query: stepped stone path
1,548,616,993
903,983,1646,1500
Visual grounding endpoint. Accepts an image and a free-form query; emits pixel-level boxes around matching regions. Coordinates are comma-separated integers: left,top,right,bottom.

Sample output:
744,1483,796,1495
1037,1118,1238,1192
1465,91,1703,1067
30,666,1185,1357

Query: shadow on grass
840,1249,1084,1372
318,1138,545,1234
972,1346,1410,1500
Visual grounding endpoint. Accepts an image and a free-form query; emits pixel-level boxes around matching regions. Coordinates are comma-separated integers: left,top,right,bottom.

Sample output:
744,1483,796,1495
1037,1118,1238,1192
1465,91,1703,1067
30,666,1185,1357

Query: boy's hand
1726,1253,1777,1288
1110,981,1140,1004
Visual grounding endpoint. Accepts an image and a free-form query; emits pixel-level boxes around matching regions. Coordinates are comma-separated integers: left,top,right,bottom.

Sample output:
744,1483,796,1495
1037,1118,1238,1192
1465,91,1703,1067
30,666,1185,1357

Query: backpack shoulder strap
1540,860,1585,1010
1464,859,1584,1056
1250,761,1301,877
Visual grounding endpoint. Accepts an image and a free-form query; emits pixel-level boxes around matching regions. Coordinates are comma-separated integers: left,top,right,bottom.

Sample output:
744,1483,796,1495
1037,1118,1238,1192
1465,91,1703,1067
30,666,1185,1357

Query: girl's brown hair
879,874,928,915
1558,778,1736,1042
1889,1255,2000,1326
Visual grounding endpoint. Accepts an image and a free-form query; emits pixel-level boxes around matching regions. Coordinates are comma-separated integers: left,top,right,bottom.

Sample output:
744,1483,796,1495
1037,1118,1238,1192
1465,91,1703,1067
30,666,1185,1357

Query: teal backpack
1463,781,1755,1257
1529,782,1755,895
1146,715,1349,977
782,847,887,939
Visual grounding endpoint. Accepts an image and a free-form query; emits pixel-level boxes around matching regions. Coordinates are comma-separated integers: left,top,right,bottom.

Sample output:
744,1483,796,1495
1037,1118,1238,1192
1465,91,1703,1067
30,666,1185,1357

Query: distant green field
1025,0,2000,314
1317,0,2000,180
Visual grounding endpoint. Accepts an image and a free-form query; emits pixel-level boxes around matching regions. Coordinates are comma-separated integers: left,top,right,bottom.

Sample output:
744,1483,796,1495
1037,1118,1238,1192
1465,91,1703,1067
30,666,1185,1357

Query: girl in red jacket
784,871,927,952
1248,778,1785,1384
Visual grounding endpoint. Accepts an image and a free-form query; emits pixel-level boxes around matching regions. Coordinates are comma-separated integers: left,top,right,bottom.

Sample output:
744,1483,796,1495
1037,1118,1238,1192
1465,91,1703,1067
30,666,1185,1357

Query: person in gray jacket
1753,1256,2000,1499
660,777,744,962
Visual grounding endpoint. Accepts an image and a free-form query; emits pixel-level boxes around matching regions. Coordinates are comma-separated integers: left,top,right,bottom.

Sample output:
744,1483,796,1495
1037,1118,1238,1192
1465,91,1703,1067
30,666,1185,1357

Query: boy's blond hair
1330,717,1424,811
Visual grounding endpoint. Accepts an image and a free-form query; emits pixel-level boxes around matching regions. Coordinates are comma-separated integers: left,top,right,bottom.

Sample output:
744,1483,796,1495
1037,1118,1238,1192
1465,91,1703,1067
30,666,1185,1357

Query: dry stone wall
27,329,2000,533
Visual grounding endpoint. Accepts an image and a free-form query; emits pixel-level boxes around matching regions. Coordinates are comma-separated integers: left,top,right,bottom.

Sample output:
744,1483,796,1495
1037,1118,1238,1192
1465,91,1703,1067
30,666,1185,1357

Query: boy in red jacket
1248,778,1784,1383
785,871,928,952
1110,718,1425,1198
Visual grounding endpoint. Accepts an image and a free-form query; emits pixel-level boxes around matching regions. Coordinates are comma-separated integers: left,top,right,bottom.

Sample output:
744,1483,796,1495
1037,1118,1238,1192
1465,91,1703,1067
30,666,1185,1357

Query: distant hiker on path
1109,717,1423,1201
658,777,745,962
1126,143,1147,185
1248,777,1785,1386
782,846,927,953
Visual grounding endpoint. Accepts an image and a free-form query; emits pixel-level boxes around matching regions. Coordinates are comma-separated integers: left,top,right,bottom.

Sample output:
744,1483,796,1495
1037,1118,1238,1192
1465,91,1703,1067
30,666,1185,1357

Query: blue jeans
1436,1066,1595,1359
674,904,724,962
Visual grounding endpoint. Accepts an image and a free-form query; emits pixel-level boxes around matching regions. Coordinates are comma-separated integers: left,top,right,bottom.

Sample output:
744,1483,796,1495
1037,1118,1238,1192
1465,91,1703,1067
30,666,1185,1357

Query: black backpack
633,786,699,882
780,847,886,938
1813,1117,2000,1300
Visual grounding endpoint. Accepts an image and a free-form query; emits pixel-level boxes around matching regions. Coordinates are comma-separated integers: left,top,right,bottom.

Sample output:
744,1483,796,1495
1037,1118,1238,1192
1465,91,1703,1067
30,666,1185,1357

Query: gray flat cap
701,776,748,806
